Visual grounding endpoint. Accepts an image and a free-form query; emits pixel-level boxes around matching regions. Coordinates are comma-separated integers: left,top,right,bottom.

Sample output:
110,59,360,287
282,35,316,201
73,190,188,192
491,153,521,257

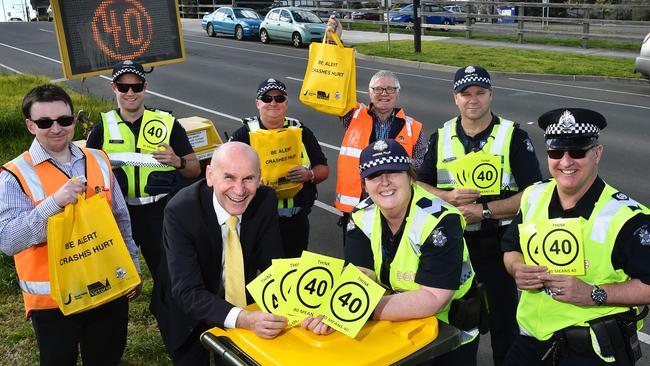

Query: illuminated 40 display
52,0,185,79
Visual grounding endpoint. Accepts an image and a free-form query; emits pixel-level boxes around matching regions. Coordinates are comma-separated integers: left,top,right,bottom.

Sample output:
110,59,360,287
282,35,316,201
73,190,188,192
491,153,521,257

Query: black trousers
504,334,612,366
128,198,167,281
279,208,311,258
465,227,519,366
30,297,128,366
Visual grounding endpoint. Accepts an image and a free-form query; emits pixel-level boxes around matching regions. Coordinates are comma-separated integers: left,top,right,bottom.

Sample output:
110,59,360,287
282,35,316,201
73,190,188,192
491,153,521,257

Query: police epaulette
146,106,172,114
243,117,256,125
537,178,552,184
416,197,446,218
285,117,302,128
352,197,374,213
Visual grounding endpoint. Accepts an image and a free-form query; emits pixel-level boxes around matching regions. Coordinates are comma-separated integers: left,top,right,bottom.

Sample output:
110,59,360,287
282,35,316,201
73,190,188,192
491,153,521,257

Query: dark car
388,4,456,27
351,8,382,21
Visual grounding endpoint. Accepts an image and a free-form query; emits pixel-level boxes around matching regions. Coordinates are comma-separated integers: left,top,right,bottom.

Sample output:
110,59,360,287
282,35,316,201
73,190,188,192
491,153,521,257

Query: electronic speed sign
51,0,185,79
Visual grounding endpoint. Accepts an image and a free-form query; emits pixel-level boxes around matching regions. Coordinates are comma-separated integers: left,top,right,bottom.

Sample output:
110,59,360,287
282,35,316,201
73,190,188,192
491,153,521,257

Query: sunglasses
31,116,75,129
115,82,145,93
259,95,287,103
546,146,594,160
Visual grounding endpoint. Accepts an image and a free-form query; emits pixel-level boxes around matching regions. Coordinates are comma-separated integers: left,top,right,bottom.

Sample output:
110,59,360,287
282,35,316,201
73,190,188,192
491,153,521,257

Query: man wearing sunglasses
417,65,543,366
86,60,200,283
230,78,329,258
336,70,426,246
502,108,650,365
0,84,141,365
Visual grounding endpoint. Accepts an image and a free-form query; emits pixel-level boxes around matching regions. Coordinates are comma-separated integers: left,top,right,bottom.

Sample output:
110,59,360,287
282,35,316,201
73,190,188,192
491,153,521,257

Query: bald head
211,141,261,173
207,142,262,215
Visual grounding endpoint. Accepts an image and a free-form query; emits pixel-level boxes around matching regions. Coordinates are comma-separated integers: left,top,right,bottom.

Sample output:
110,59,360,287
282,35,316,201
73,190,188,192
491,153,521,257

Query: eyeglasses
546,146,595,160
115,82,145,93
370,86,398,95
31,116,75,129
259,95,287,103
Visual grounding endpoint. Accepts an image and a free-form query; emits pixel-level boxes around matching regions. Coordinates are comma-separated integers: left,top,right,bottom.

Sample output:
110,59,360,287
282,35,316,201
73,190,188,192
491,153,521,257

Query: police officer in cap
502,108,650,365
340,139,480,364
418,65,542,365
87,60,201,281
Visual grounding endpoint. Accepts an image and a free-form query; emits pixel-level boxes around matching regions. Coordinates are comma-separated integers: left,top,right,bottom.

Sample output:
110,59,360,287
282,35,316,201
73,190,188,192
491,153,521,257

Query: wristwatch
482,201,492,219
591,285,607,306
178,157,186,170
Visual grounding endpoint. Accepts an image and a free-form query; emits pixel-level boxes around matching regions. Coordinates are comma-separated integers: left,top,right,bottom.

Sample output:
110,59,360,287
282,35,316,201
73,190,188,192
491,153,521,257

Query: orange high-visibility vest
2,148,113,317
334,105,422,213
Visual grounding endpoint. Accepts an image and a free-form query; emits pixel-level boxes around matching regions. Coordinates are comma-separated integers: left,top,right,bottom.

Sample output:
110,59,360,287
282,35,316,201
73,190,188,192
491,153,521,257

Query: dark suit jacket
151,179,284,355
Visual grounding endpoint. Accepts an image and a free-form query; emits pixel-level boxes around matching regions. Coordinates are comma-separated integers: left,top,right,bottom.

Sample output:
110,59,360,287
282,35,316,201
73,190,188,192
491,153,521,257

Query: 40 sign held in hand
318,264,384,338
284,251,344,319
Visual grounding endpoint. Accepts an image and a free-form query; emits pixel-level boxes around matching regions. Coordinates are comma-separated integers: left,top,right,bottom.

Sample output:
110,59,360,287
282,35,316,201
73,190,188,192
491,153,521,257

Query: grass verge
347,22,641,51
0,73,113,164
0,74,169,365
354,40,638,78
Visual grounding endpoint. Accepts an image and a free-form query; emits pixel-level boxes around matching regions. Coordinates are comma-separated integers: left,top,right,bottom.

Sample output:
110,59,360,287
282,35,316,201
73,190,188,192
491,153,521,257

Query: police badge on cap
453,65,491,92
538,108,607,149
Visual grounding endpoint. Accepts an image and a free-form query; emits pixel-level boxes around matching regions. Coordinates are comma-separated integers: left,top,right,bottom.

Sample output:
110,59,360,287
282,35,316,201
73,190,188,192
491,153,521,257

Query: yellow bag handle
322,30,344,48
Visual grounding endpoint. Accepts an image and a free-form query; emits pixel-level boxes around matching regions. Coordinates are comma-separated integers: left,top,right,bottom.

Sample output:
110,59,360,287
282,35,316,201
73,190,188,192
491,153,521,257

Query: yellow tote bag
300,32,357,116
249,127,303,199
47,194,140,315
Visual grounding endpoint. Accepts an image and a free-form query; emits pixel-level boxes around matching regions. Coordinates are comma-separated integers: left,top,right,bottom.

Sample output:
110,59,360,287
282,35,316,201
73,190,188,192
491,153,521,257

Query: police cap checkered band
359,139,411,179
256,78,287,98
538,108,607,149
453,65,491,92
112,60,146,82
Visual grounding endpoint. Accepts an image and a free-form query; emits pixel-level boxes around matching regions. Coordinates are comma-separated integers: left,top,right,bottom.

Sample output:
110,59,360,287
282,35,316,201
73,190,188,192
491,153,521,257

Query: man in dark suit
151,142,288,365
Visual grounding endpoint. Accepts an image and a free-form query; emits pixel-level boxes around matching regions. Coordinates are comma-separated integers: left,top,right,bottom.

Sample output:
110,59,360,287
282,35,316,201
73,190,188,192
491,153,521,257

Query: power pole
413,0,421,53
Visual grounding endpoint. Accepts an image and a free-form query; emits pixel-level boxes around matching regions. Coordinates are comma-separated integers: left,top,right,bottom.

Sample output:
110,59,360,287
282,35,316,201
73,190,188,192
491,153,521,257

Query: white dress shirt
212,194,243,328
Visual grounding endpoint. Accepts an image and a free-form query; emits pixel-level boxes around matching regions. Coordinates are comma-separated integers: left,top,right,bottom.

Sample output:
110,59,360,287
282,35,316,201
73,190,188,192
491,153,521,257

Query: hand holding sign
318,264,385,338
449,151,501,196
520,218,585,276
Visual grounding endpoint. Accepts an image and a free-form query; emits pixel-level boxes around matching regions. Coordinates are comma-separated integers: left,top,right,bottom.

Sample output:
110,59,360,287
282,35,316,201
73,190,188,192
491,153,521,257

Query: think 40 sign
51,0,185,79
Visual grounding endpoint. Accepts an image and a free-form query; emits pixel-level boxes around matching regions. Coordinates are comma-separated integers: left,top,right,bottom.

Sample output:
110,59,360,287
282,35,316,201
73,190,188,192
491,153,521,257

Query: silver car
635,32,650,82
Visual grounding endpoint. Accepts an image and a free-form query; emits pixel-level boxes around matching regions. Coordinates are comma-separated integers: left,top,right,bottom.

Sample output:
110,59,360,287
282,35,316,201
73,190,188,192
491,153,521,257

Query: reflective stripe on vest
351,185,476,342
437,118,516,190
2,148,113,316
335,106,423,213
19,280,50,295
101,110,175,204
8,154,46,201
517,180,648,344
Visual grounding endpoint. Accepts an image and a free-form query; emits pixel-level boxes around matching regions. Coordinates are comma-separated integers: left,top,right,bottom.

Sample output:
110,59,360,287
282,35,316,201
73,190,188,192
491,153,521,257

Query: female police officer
337,139,479,364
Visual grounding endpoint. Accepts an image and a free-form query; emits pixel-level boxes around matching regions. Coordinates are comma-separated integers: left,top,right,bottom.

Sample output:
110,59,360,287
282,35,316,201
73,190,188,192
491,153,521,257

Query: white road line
0,42,61,64
285,76,368,94
639,331,650,346
39,29,53,33
0,62,22,74
508,77,650,98
314,200,342,216
182,38,650,110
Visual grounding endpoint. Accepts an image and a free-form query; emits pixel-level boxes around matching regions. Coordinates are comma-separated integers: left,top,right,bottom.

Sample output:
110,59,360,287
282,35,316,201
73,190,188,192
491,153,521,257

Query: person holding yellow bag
0,84,141,366
335,70,427,245
230,79,329,258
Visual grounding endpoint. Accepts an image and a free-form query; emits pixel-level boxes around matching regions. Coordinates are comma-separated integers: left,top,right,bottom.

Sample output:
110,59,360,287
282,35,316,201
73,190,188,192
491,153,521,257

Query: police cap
538,108,607,149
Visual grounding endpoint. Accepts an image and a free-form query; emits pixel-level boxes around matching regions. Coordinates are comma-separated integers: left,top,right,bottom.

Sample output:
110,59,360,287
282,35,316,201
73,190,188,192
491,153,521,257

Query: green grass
346,22,641,51
0,74,113,164
354,40,638,78
0,74,168,365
